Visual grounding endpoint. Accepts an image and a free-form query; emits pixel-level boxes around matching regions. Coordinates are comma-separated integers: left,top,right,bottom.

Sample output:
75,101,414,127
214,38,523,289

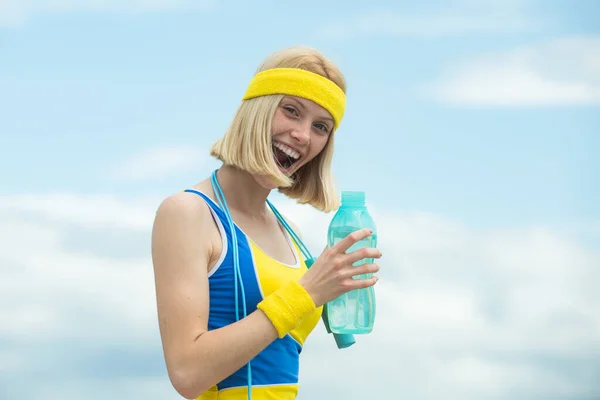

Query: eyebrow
319,114,334,123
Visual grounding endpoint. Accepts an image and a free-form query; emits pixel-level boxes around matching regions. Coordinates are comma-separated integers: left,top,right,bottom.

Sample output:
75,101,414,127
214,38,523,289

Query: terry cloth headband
242,68,346,128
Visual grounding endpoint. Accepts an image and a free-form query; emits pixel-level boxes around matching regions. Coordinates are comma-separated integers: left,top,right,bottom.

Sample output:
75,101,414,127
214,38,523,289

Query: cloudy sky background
1,0,598,399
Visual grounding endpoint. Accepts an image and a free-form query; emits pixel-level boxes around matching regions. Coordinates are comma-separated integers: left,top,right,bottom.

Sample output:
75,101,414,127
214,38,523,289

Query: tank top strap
183,189,231,234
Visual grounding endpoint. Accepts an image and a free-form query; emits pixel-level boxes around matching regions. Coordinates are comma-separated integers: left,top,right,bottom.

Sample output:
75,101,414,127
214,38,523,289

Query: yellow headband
242,68,346,128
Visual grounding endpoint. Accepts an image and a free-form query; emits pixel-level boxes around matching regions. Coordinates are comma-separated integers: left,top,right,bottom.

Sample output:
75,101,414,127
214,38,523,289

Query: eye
283,106,298,115
313,122,330,133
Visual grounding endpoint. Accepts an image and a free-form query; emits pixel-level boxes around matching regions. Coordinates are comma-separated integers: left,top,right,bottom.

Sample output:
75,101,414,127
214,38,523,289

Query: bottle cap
333,333,356,349
341,191,365,206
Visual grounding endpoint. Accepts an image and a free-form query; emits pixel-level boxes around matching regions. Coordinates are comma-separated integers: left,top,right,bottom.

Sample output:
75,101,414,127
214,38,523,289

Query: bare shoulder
151,190,217,276
154,190,212,226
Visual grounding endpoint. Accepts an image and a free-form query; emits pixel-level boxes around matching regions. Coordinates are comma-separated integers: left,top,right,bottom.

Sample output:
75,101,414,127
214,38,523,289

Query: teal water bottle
325,191,377,334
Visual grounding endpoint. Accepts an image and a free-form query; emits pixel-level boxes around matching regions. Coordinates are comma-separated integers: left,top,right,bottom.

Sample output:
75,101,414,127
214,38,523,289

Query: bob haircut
210,46,347,213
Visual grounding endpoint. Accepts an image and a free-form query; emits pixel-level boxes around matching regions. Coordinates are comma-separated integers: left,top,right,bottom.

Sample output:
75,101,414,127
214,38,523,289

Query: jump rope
209,169,315,399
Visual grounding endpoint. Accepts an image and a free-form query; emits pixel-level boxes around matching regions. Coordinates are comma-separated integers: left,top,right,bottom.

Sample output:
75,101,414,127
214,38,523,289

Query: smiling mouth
272,141,301,170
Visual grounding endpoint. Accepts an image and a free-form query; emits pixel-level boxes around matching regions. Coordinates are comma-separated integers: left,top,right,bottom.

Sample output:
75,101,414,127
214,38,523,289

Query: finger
348,276,379,291
345,263,380,279
344,247,382,266
332,228,373,254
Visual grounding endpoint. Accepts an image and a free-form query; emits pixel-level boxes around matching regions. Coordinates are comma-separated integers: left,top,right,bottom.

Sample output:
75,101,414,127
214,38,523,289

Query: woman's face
269,95,333,176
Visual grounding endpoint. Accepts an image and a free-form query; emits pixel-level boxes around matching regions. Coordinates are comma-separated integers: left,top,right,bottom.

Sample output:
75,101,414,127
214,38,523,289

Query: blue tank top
184,189,323,400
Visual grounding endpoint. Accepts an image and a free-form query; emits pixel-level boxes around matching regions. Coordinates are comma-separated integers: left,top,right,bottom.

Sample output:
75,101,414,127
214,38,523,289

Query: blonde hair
210,46,347,212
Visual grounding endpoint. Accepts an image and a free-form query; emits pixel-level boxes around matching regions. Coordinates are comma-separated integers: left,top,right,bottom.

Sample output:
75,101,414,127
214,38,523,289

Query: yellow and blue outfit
184,189,323,400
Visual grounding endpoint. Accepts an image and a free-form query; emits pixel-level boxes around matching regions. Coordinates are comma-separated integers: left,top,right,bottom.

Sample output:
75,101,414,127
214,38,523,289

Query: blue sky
1,1,599,399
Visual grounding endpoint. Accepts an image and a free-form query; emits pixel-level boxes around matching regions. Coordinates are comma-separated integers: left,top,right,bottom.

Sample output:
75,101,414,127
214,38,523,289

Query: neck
213,165,272,218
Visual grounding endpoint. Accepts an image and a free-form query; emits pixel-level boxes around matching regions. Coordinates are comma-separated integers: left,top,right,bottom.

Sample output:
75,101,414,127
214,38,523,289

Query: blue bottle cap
333,333,356,349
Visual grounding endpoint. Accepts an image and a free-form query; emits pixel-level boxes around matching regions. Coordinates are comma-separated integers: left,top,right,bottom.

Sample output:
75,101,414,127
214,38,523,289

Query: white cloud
110,146,209,181
428,36,600,106
0,0,215,27
1,191,599,399
316,1,544,40
0,193,159,229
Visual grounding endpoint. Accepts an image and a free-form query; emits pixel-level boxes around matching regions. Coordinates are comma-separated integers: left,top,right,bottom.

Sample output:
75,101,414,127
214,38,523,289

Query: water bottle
325,191,377,334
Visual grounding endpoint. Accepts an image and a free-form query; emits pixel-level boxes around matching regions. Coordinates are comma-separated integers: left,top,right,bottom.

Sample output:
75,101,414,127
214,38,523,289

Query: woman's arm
152,193,279,399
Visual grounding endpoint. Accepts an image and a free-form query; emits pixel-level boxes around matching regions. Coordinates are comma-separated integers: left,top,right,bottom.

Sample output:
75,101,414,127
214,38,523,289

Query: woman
151,46,382,400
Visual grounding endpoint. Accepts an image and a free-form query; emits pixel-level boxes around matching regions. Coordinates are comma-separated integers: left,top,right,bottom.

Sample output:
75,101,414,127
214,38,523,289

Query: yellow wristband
257,280,316,338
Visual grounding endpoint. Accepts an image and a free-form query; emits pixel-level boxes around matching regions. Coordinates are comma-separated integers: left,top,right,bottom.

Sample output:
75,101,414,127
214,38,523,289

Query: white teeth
274,141,300,160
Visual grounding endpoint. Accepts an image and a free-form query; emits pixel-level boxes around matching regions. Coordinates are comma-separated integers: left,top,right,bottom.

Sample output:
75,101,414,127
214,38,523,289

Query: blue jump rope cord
210,171,253,399
265,200,313,261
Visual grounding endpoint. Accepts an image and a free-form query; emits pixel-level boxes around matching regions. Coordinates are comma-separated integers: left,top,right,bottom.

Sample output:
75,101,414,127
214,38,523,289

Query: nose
290,123,311,145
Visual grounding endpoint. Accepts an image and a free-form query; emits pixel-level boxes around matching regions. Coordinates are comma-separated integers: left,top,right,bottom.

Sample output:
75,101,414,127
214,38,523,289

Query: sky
0,0,598,399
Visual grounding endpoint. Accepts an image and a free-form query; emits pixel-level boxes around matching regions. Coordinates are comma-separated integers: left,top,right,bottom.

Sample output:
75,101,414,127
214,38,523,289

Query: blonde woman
151,46,382,400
